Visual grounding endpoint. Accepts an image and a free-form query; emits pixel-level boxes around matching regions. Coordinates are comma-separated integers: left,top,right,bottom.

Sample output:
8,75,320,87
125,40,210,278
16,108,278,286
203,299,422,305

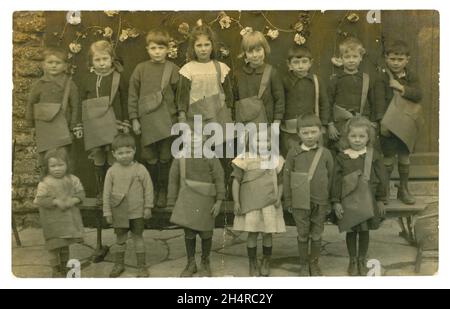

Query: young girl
79,40,129,205
33,148,85,278
26,47,81,170
167,134,225,277
176,21,233,129
234,30,285,126
331,116,387,276
232,132,285,277
176,21,234,194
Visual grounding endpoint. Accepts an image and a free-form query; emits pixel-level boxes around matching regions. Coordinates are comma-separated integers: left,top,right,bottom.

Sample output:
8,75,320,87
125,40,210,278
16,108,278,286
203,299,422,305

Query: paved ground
12,207,438,278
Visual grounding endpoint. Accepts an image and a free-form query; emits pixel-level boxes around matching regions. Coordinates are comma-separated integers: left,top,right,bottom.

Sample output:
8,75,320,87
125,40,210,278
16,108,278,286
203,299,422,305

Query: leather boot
136,252,149,277
180,238,197,277
358,256,369,276
260,246,272,277
247,247,258,277
109,251,125,278
297,240,310,276
397,163,415,205
309,240,323,276
347,257,358,276
198,238,212,277
384,164,394,204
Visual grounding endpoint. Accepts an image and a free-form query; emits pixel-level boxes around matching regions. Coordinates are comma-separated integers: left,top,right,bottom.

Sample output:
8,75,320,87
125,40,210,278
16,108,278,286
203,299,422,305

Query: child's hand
328,123,340,141
105,216,113,225
334,203,344,220
132,119,141,135
380,124,391,137
234,202,241,216
68,197,81,208
389,79,405,93
275,199,282,208
211,200,222,218
377,201,386,217
287,207,293,214
144,208,152,219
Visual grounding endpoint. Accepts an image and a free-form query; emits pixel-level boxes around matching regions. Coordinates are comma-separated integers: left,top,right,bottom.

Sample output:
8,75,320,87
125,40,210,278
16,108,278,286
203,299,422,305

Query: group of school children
27,21,422,278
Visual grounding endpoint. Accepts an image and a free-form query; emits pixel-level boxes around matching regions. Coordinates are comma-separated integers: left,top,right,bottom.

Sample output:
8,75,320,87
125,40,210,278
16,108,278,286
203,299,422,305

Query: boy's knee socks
346,232,357,257
201,238,212,259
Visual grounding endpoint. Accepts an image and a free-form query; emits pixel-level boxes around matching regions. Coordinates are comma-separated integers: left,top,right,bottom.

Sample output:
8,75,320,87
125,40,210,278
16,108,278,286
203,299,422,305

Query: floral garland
57,10,365,73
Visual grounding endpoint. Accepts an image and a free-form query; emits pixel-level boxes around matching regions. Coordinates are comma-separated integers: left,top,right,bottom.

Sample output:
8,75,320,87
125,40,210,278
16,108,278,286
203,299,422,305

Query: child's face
112,146,136,166
146,42,168,63
288,57,313,78
194,35,213,62
245,46,265,67
341,50,362,73
92,51,113,73
347,126,369,151
298,126,321,147
385,53,410,74
48,158,67,179
42,55,67,76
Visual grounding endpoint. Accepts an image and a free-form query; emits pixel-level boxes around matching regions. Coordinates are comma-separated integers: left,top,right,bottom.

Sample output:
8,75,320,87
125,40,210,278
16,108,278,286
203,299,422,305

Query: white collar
343,147,367,159
301,143,318,152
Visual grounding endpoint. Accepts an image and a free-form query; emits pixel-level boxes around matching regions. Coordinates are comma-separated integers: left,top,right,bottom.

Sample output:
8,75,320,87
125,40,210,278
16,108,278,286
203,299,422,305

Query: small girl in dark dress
331,116,387,276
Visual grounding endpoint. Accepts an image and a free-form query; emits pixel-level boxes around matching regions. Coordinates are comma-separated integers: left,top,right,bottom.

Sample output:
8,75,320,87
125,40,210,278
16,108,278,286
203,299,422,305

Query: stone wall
12,12,46,227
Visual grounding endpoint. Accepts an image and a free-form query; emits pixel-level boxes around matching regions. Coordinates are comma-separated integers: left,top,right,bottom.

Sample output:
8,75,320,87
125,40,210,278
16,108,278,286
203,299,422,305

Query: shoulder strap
61,76,72,113
308,147,323,181
313,74,319,117
257,64,272,99
363,147,374,181
213,60,225,95
109,71,121,105
161,61,173,90
360,73,370,115
271,167,278,197
180,157,186,183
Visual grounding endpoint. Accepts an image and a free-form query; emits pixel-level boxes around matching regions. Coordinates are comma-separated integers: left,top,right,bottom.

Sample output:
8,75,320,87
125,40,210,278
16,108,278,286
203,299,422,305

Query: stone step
388,180,438,197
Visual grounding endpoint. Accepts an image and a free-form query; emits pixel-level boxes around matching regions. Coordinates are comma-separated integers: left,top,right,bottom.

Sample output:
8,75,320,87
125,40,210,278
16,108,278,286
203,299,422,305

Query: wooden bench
12,197,429,263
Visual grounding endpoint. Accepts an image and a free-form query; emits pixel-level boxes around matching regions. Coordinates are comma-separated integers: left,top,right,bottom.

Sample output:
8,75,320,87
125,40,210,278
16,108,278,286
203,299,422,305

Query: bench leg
92,211,109,263
12,215,21,247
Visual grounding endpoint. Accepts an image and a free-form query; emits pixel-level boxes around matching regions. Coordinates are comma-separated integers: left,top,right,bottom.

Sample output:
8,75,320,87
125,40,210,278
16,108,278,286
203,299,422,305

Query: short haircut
384,40,410,56
240,31,271,56
43,46,68,62
88,40,116,67
42,147,70,179
146,29,171,47
339,116,376,149
296,113,322,132
287,45,313,61
111,133,136,151
339,37,366,56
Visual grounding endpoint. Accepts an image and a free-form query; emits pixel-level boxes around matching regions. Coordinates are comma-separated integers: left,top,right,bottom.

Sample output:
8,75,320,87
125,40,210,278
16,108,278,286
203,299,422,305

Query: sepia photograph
10,9,439,280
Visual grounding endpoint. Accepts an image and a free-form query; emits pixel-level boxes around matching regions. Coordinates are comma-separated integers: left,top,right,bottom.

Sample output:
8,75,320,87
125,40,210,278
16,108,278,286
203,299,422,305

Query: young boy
281,45,330,157
128,29,180,208
103,133,154,278
26,47,81,167
379,40,422,204
283,113,334,276
327,37,385,154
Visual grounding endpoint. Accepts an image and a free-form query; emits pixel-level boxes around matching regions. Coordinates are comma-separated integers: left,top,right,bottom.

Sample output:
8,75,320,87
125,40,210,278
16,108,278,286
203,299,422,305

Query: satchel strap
161,61,173,91
308,146,323,181
257,64,272,99
363,147,374,181
313,74,319,117
109,71,121,105
213,61,225,95
61,76,72,113
360,73,370,115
